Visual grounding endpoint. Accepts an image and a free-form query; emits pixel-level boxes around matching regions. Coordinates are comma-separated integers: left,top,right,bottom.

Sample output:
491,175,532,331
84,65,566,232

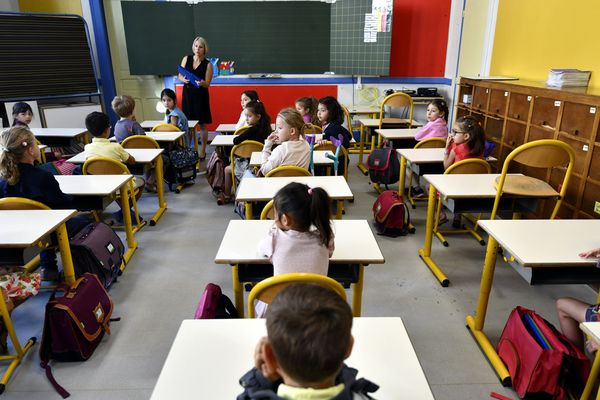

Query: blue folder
523,313,552,350
178,66,201,88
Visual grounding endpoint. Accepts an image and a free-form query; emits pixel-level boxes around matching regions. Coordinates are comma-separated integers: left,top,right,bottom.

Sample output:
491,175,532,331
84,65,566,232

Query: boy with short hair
112,95,145,143
238,283,378,399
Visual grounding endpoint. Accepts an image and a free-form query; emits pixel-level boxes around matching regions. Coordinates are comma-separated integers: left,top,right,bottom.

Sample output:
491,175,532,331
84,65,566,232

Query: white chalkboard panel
40,103,102,128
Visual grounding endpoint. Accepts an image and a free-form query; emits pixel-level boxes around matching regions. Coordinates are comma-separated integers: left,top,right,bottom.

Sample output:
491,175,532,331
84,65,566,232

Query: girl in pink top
295,96,319,125
414,99,449,141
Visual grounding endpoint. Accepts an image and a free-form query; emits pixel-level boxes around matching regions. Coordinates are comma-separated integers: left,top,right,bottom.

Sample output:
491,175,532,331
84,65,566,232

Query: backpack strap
219,294,239,318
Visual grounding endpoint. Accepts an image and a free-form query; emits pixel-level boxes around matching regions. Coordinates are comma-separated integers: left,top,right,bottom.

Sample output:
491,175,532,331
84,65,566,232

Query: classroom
0,0,600,399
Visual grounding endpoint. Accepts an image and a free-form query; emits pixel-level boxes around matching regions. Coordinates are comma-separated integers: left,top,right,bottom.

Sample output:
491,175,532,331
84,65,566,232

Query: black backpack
367,148,400,187
165,145,198,192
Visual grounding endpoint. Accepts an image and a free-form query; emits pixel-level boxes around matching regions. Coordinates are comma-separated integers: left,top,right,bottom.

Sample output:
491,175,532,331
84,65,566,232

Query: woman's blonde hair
192,36,209,54
0,126,36,185
277,108,307,138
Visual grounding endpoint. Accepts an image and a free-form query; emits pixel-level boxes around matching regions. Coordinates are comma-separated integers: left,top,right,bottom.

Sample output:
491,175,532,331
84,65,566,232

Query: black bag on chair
165,145,198,192
367,148,400,187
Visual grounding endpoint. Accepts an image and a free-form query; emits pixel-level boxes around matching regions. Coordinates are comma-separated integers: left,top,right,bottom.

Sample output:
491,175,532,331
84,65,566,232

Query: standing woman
178,36,213,158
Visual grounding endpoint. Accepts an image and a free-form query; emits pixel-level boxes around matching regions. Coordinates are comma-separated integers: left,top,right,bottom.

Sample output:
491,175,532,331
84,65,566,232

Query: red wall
389,0,451,77
178,85,337,131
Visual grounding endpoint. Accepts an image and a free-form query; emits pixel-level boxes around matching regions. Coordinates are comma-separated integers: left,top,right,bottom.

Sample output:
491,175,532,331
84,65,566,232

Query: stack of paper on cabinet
546,69,591,87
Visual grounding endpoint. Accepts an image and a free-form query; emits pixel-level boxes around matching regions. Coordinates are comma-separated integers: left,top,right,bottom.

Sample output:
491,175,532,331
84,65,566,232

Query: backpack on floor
165,145,198,192
206,151,226,195
70,222,124,289
40,273,116,398
194,283,238,319
367,148,400,187
372,190,410,237
497,306,590,399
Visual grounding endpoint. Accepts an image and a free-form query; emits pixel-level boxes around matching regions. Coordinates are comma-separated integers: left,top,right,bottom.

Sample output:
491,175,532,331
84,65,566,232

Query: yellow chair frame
433,158,492,247
406,138,447,208
83,157,145,233
303,124,323,135
314,141,349,181
121,135,160,149
260,200,275,220
265,165,312,177
230,140,263,193
151,123,181,132
490,139,575,220
375,92,414,150
247,273,347,318
232,126,250,136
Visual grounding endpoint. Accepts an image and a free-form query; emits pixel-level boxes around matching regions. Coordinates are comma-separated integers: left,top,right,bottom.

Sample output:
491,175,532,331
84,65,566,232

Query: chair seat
495,175,558,197
382,117,410,125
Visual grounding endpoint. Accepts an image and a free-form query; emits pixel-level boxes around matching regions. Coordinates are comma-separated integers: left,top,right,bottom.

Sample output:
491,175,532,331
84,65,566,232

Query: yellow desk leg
581,351,600,400
120,182,138,266
56,223,76,285
465,236,511,386
232,265,244,317
245,202,253,220
335,200,343,219
150,156,167,226
418,184,449,286
351,265,365,317
398,155,406,197
357,124,368,175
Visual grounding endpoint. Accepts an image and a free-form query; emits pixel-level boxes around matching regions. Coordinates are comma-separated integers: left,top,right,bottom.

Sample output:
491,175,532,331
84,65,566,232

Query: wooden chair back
0,197,50,210
83,157,131,176
265,165,312,177
230,140,263,159
303,123,323,135
379,92,414,129
341,105,353,133
415,137,446,149
232,126,250,136
121,135,160,149
247,273,347,318
445,158,491,175
151,123,181,132
314,142,349,180
260,200,274,220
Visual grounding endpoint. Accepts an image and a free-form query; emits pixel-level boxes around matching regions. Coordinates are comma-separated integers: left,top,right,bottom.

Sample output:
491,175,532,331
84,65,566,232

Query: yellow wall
491,0,600,88
457,0,492,77
18,0,82,15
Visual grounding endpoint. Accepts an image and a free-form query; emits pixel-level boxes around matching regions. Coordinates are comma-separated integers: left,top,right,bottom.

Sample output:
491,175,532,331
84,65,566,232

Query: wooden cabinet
457,78,600,219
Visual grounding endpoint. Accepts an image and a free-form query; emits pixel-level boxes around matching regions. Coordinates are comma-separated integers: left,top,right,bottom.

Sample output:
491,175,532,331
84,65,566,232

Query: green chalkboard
121,2,195,76
121,1,330,75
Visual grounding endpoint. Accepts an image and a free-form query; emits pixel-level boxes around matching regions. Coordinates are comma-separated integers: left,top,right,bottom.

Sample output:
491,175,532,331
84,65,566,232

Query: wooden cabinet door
503,121,527,148
489,89,508,116
472,86,489,111
485,115,504,141
557,133,590,175
581,179,600,218
531,97,560,128
588,144,600,182
559,102,598,140
528,126,554,142
507,93,531,121
458,84,473,106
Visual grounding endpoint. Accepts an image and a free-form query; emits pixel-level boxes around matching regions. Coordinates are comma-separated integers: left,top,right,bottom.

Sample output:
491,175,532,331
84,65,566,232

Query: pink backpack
194,283,238,319
206,152,226,194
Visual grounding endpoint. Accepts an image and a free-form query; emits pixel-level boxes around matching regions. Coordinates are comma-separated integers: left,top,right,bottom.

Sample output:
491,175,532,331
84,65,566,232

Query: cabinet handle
509,140,515,146
573,129,579,136
477,104,482,108
542,120,547,125
514,114,520,119
495,108,500,113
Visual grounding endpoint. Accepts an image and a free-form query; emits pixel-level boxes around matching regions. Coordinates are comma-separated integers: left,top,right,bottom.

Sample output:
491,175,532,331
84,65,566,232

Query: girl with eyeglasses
443,115,485,169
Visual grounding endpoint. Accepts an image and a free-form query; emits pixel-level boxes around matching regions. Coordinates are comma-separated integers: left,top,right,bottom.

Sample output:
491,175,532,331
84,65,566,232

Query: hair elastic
308,188,313,195
0,145,9,153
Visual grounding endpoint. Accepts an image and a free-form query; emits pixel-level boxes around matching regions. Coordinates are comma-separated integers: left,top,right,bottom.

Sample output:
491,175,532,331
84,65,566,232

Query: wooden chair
121,135,160,149
260,200,274,220
490,139,575,220
376,92,414,148
265,165,312,177
83,157,146,233
314,141,349,180
35,140,46,163
433,158,492,247
303,124,323,135
247,273,347,318
406,137,447,208
151,123,181,132
232,126,250,136
230,140,263,193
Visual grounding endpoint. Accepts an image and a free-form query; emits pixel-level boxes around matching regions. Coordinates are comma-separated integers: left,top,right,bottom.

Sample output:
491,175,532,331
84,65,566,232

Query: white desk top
0,210,77,248
55,175,132,196
31,128,87,138
216,123,275,133
140,120,199,129
68,148,163,164
358,118,423,128
210,135,236,146
580,322,600,343
236,176,353,202
38,144,48,150
375,128,421,140
215,219,384,265
424,173,514,198
478,219,600,267
344,105,380,114
151,317,432,400
249,151,334,167
398,148,446,163
146,131,185,142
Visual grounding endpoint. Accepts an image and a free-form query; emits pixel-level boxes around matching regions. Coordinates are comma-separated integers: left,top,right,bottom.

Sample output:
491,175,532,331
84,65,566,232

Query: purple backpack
194,283,238,319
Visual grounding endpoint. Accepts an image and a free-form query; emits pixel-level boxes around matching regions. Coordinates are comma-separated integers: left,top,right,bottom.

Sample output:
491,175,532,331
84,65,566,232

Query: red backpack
194,283,239,319
497,306,590,399
372,191,410,237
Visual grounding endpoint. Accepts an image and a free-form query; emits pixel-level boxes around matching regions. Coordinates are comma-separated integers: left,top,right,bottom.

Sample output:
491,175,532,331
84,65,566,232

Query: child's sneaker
412,186,426,198
234,202,246,219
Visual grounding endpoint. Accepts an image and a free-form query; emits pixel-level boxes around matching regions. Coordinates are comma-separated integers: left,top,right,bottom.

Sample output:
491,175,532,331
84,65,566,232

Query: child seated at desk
84,112,144,222
235,90,260,130
112,95,145,143
11,102,34,128
295,96,319,125
238,282,379,399
557,246,600,354
317,96,352,149
161,88,190,147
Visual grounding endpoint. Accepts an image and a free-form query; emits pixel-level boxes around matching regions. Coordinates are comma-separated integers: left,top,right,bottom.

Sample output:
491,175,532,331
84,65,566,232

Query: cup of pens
219,61,235,76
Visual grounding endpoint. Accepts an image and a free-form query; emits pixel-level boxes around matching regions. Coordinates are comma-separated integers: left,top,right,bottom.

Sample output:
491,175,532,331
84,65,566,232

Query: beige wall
103,1,164,121
457,0,492,77
19,0,82,15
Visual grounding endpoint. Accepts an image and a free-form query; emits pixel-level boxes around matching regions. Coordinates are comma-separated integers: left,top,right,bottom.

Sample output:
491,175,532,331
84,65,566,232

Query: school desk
249,150,334,169
0,209,77,392
30,127,89,146
68,149,166,226
419,173,552,286
140,120,199,131
215,123,275,134
355,118,423,174
235,176,353,219
150,317,433,400
374,128,421,148
579,321,600,400
141,120,199,154
214,219,384,317
55,175,137,265
466,220,600,394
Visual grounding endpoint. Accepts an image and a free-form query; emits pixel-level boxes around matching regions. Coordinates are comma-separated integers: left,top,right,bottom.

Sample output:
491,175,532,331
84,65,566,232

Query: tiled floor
5,150,597,399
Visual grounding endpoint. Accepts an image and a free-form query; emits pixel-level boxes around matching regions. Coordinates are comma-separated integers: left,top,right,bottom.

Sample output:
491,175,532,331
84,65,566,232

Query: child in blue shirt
161,88,190,147
112,95,145,143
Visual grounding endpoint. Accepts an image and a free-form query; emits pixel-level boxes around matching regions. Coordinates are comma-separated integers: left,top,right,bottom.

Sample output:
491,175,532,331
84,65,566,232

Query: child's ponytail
309,187,333,247
0,127,35,185
246,100,271,136
457,116,486,156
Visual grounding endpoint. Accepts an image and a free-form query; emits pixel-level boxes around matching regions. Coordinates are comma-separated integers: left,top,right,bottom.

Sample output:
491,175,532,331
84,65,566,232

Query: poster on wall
372,0,392,32
364,13,377,43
